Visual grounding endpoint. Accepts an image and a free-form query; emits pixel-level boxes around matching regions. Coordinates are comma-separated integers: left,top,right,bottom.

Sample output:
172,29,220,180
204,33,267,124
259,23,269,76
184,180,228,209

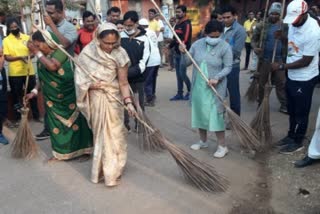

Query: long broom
245,0,270,102
250,0,285,144
150,0,262,152
34,26,228,192
11,56,38,159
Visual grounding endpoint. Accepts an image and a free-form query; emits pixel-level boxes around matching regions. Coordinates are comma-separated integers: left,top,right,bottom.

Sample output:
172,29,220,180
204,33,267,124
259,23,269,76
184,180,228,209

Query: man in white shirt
272,0,320,154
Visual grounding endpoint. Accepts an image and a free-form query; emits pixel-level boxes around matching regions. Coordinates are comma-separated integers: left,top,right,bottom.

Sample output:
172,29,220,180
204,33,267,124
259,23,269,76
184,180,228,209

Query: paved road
1,61,319,214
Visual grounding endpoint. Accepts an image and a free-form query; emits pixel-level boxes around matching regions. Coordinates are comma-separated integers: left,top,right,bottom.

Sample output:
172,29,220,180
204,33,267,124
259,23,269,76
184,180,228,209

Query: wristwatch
278,63,285,70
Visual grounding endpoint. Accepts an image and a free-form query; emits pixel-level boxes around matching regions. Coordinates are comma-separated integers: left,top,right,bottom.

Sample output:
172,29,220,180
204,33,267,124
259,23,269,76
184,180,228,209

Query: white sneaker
190,141,209,150
213,145,228,158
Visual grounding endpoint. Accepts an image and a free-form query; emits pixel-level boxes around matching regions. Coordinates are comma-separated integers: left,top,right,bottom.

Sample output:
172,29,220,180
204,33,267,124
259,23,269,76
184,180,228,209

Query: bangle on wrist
123,96,131,102
31,88,38,96
36,51,44,59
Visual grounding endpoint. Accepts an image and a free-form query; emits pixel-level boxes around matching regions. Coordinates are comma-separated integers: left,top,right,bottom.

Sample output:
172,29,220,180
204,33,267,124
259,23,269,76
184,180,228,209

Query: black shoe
279,106,288,114
279,143,304,154
125,124,131,133
276,136,295,147
35,129,50,140
294,156,317,168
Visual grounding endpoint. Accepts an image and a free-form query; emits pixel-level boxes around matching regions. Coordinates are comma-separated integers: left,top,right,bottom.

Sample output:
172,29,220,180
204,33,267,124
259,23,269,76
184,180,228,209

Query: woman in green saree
26,30,93,162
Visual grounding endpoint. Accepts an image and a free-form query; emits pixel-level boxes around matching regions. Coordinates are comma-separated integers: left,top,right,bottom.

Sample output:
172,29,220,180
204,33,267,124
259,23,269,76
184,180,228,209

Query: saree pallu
75,37,130,186
38,49,93,160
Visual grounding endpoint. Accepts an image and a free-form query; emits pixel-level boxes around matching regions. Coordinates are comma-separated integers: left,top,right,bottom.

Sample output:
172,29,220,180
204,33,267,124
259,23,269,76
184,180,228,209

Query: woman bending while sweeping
74,23,136,187
25,31,93,162
181,20,233,158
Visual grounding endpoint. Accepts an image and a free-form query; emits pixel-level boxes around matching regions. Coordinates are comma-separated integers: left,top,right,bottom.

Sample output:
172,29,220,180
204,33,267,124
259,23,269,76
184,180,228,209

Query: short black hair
73,18,77,22
204,20,224,34
116,19,123,25
148,8,157,14
107,7,121,16
211,9,222,20
123,11,139,23
46,0,64,12
176,5,187,13
0,11,5,17
221,5,237,15
6,17,19,29
32,31,46,43
82,11,95,21
98,29,119,39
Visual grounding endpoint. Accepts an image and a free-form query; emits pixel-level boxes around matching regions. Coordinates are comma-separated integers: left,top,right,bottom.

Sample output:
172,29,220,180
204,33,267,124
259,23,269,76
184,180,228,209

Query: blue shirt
264,24,283,62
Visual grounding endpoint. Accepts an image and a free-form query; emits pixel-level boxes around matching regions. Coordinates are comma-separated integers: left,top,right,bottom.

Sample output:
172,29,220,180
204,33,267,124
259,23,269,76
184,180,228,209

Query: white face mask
205,36,221,46
125,29,136,35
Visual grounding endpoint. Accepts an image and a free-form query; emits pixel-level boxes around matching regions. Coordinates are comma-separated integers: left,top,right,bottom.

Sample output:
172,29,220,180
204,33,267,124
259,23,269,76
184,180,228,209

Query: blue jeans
144,65,159,101
175,54,191,96
227,64,241,116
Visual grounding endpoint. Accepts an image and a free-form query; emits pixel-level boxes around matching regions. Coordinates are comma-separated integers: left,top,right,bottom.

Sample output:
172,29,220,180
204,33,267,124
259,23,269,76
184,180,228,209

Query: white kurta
308,108,320,159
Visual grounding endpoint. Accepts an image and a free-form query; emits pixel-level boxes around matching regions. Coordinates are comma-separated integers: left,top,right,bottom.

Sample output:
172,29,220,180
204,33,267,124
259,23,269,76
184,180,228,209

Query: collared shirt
47,19,78,55
3,33,35,77
287,15,320,81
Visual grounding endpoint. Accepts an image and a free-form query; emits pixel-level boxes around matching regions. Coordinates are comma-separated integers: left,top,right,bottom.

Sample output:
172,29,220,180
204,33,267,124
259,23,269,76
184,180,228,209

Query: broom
245,0,270,102
34,26,228,192
250,0,286,144
150,0,262,152
11,56,38,159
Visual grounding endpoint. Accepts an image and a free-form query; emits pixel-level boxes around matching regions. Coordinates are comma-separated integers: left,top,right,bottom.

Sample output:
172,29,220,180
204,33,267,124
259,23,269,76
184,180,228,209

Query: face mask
205,36,221,46
125,29,136,36
11,28,20,36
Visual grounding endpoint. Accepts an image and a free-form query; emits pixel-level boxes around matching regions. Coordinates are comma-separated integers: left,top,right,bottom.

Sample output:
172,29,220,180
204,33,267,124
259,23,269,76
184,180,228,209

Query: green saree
38,48,93,160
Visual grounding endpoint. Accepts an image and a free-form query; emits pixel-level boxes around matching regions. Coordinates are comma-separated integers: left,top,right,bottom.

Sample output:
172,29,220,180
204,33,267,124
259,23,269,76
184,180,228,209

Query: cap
268,2,281,15
138,18,149,26
283,0,308,24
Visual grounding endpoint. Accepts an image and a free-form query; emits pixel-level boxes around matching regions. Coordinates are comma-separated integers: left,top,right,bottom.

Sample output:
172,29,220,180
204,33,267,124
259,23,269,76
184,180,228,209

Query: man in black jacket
169,5,192,101
120,11,150,131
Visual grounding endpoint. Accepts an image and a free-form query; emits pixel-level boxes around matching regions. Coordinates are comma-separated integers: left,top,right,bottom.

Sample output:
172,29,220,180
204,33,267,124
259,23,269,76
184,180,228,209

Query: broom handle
23,55,31,107
259,0,270,48
150,0,227,105
33,25,156,132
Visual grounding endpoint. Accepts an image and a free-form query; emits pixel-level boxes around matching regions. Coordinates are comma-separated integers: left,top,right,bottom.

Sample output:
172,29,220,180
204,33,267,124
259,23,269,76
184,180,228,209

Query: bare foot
46,157,60,164
77,154,91,162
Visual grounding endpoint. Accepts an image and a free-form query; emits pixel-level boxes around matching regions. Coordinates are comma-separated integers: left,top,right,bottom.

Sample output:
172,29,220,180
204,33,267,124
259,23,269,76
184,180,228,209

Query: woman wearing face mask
180,20,233,158
3,18,40,125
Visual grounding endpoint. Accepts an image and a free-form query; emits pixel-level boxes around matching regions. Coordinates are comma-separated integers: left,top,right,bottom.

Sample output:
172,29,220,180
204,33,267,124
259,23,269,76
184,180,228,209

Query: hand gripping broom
34,25,228,192
245,0,270,102
150,0,262,152
11,56,38,159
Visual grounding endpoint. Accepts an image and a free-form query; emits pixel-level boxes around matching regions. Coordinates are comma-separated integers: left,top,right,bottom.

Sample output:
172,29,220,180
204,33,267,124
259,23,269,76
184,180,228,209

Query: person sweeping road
25,30,93,162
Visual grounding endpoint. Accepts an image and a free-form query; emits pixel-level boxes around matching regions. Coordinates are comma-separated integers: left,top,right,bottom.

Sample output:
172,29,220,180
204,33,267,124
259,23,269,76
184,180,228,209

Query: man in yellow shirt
243,11,256,70
3,18,39,123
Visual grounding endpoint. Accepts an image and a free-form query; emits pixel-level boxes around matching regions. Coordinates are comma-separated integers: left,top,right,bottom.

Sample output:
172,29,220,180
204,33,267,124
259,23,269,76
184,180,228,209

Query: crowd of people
0,0,319,189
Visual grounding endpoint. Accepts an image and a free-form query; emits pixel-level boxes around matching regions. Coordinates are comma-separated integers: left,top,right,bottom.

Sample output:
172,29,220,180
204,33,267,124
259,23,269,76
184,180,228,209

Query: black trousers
245,42,252,69
9,75,39,120
286,76,318,143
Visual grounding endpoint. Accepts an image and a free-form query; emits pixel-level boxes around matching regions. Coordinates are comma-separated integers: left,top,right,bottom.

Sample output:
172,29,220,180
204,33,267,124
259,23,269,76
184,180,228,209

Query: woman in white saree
75,23,136,186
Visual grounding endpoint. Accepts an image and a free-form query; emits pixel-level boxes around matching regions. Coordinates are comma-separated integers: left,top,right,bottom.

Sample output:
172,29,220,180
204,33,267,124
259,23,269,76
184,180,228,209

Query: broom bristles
227,107,263,152
11,107,38,159
165,139,229,192
245,77,259,102
134,101,228,192
250,85,272,144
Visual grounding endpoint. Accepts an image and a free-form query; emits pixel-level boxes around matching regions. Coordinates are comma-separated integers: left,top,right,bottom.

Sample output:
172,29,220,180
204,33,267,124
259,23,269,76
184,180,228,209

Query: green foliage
0,0,32,15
